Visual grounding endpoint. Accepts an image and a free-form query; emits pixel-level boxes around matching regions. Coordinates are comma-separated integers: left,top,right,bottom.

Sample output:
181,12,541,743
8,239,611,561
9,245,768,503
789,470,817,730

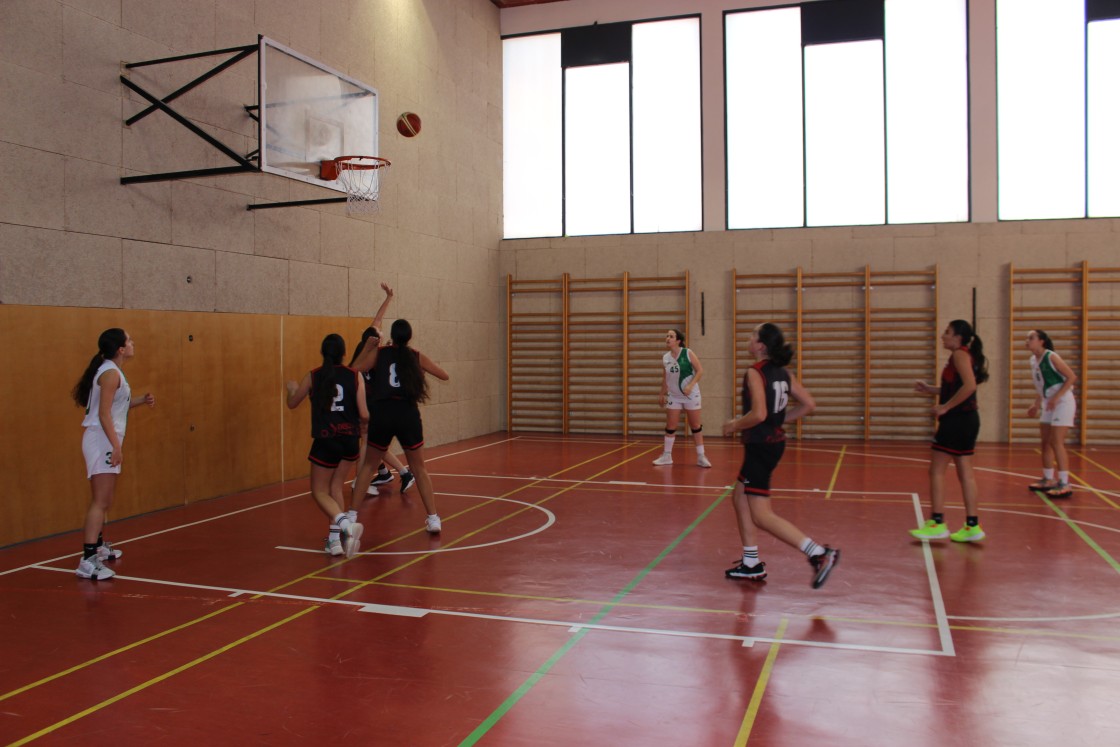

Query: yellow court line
1069,471,1120,510
3,441,666,741
0,604,244,704
9,606,318,746
1073,450,1120,484
735,617,789,746
1070,451,1120,510
341,443,667,594
825,445,846,499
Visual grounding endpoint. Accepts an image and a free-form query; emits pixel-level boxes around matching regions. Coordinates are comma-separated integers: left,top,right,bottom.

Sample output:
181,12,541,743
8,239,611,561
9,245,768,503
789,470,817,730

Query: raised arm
372,282,394,328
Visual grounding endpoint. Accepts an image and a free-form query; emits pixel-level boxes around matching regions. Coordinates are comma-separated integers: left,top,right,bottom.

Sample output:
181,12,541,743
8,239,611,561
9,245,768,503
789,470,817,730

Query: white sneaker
425,515,442,533
76,555,115,580
324,537,343,556
343,522,364,558
652,452,673,466
97,541,122,561
366,484,379,496
697,454,712,468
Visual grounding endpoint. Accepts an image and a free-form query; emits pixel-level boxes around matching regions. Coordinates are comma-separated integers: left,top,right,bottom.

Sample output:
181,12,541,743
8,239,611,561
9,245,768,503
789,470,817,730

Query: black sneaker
725,561,767,581
371,470,395,487
809,547,839,589
399,471,416,493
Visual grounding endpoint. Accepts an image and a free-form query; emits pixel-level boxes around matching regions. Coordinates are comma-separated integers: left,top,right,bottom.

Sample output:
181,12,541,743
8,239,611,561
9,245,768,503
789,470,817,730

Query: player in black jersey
722,323,839,589
350,318,450,534
909,319,990,543
286,333,368,558
347,283,415,501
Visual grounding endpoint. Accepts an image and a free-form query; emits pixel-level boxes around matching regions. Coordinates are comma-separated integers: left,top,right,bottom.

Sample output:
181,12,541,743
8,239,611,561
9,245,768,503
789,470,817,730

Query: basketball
396,112,421,137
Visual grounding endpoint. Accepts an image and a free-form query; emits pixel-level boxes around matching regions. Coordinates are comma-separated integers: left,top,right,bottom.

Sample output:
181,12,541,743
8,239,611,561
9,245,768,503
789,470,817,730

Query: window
998,0,1120,220
503,17,702,239
726,0,969,229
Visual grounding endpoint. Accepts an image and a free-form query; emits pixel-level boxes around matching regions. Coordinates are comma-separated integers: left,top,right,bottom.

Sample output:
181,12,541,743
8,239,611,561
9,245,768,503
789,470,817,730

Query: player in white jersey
1025,330,1078,498
653,329,710,468
71,328,155,580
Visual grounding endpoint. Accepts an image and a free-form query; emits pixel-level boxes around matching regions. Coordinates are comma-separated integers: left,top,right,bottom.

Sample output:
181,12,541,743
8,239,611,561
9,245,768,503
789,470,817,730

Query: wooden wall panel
0,305,377,548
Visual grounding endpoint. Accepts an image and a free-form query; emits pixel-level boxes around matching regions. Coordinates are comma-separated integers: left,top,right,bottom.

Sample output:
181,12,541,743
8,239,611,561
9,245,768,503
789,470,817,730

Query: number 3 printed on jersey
772,380,789,412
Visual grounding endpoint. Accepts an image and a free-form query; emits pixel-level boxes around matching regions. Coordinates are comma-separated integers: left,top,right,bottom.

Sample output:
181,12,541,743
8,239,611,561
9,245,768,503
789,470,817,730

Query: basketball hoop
319,156,391,215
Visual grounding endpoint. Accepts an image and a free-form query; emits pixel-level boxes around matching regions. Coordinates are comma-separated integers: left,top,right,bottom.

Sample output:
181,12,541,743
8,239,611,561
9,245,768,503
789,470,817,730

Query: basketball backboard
258,37,380,193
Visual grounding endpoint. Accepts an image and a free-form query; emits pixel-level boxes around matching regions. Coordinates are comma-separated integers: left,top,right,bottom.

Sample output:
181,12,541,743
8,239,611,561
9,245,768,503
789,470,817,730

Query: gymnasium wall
499,219,1120,444
0,0,504,546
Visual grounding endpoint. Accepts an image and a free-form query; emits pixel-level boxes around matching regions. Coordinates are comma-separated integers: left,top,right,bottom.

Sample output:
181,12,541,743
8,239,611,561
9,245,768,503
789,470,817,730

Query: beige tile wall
501,218,1120,442
0,0,504,448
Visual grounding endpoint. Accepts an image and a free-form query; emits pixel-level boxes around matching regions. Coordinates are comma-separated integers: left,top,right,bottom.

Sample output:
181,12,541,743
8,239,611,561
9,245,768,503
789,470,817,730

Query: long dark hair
72,328,127,407
949,319,989,384
349,327,380,366
756,323,794,368
313,334,346,411
670,329,685,346
1031,329,1055,352
390,319,429,403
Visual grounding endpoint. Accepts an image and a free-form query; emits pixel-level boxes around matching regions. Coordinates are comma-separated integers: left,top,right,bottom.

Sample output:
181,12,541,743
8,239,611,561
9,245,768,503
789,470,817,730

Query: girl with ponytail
287,333,368,558
910,319,990,543
350,317,450,534
721,323,840,589
1025,329,1077,498
73,328,155,580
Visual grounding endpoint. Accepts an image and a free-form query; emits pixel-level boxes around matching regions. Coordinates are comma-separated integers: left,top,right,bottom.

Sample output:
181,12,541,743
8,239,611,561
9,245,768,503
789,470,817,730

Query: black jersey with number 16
742,360,790,444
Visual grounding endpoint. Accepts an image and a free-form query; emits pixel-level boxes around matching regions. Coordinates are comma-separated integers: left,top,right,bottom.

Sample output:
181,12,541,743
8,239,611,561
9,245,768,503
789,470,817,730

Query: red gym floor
2,434,1119,746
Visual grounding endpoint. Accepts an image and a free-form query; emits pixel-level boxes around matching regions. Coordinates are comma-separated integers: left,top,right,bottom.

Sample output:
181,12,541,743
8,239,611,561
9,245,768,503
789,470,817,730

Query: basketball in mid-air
396,112,421,137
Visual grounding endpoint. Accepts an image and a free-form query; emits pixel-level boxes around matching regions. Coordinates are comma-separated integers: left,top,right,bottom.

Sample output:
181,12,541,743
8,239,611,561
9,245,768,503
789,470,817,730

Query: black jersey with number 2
309,365,361,439
742,360,790,444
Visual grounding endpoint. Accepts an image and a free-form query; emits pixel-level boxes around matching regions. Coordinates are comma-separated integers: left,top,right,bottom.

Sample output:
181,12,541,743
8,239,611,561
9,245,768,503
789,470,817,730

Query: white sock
1043,468,1054,480
346,510,358,524
1058,471,1069,485
696,444,706,456
800,538,824,558
663,435,676,453
334,513,350,532
742,546,760,568
328,523,341,540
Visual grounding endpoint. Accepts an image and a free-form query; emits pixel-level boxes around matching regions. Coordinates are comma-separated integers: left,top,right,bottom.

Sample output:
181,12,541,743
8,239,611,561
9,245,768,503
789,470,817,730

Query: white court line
0,439,524,577
427,471,916,496
0,490,310,577
422,436,522,462
800,446,1120,499
27,563,945,655
276,492,556,556
911,493,956,656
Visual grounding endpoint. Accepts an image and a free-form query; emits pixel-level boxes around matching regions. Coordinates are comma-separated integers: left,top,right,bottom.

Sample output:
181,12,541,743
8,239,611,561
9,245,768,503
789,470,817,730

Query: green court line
458,487,732,746
1038,492,1120,576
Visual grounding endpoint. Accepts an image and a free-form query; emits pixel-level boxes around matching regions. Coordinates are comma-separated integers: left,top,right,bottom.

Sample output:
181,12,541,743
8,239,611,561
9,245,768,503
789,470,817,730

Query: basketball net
322,156,390,215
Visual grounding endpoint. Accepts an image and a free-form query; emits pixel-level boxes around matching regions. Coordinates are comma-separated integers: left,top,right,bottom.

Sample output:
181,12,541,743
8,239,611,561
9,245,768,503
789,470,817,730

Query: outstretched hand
381,282,394,298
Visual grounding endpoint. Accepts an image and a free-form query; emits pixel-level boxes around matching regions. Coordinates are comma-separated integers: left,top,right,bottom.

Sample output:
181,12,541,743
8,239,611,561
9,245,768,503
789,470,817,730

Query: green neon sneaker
909,520,949,540
950,524,985,542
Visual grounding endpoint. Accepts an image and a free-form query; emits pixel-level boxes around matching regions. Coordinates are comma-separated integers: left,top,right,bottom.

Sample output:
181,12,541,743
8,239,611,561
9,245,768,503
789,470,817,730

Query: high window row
502,0,1120,238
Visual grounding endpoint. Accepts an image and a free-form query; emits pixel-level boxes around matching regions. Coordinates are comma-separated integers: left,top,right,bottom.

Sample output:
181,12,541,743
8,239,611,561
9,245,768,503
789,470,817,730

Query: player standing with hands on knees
1025,330,1077,498
73,328,155,580
653,329,711,468
722,323,839,588
910,319,990,542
